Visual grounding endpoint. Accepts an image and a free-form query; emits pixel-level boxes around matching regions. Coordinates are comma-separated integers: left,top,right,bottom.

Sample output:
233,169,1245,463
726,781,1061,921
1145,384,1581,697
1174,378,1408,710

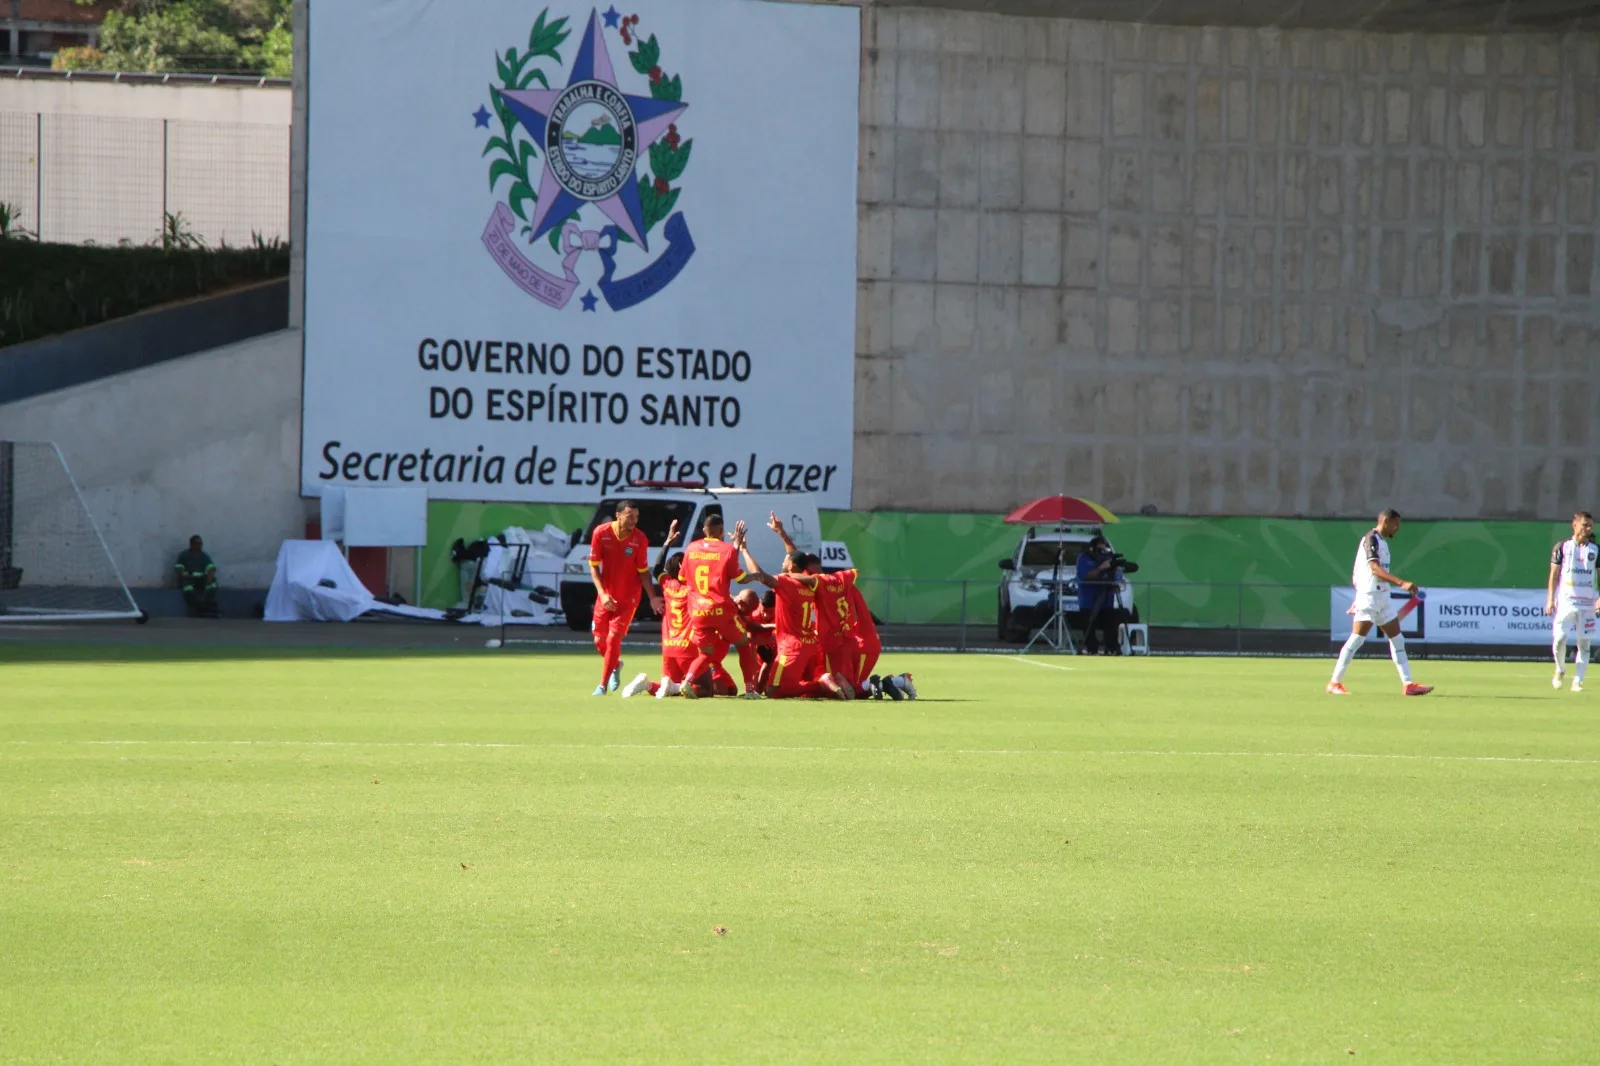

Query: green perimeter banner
422,503,1573,630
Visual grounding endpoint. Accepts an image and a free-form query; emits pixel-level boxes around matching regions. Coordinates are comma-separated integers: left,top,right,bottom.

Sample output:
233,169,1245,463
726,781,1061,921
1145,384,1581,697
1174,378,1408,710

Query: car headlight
563,562,586,576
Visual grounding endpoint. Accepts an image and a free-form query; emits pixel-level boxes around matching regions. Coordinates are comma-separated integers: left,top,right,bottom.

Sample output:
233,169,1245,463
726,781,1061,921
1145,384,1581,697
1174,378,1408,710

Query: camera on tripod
1103,551,1139,575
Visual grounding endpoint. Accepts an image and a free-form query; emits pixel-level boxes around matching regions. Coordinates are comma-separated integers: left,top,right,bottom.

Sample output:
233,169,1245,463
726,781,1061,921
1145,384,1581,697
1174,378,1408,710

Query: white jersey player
1546,511,1596,693
1328,509,1433,696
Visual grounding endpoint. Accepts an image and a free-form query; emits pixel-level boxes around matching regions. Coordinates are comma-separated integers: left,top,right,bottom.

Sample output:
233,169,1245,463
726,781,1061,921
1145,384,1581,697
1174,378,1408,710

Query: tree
54,0,291,75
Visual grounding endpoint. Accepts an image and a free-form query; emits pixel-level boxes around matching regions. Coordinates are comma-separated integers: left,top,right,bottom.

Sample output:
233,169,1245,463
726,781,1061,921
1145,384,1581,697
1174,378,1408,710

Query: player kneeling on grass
1328,508,1433,696
621,521,737,699
1546,510,1596,693
763,512,914,700
735,542,850,700
679,516,763,699
735,589,778,690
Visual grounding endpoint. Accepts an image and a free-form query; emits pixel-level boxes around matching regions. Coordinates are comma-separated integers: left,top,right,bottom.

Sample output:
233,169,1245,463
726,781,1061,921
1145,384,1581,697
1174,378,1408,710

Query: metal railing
847,578,1346,655
0,110,289,246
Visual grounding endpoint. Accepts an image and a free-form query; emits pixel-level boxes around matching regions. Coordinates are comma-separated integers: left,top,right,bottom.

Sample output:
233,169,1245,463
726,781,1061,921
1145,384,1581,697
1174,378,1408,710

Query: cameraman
1075,535,1128,655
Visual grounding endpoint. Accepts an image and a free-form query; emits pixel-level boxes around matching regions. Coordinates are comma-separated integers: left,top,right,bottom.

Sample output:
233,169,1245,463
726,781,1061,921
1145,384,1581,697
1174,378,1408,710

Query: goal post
0,441,143,622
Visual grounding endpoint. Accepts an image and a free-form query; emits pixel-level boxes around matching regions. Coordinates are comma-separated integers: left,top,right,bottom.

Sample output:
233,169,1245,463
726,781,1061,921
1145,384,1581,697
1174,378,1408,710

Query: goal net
0,441,142,621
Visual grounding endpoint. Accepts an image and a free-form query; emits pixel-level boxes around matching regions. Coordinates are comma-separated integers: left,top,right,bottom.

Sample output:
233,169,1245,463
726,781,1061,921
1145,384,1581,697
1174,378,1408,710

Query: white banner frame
1329,587,1560,645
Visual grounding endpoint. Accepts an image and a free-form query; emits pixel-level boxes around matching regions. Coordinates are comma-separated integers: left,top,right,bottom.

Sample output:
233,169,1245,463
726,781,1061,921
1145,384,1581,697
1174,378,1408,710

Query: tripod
1021,539,1077,655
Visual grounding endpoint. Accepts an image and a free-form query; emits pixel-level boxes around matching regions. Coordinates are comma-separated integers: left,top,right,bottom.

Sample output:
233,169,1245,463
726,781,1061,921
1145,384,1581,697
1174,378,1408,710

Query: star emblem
496,8,687,252
580,290,599,312
602,6,620,29
472,104,490,128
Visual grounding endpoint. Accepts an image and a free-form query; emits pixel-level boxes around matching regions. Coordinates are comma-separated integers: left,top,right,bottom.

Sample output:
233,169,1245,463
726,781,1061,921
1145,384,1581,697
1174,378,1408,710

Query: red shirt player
620,520,736,699
765,512,866,692
735,589,778,690
842,577,882,692
737,540,849,700
678,514,762,698
588,500,662,695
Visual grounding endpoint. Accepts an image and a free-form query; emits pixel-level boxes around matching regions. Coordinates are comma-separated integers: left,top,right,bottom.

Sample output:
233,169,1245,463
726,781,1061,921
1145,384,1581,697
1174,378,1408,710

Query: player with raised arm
678,514,762,699
766,513,913,700
737,540,848,700
765,514,854,701
588,500,664,696
620,520,733,699
1546,511,1596,693
1328,509,1433,696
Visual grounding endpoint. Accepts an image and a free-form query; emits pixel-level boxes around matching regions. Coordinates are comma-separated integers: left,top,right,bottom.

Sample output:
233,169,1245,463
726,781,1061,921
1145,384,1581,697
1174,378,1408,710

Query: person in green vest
176,535,219,618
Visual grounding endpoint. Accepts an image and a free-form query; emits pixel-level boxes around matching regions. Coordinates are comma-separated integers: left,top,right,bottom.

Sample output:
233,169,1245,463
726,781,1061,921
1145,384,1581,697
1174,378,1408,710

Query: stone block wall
854,6,1600,518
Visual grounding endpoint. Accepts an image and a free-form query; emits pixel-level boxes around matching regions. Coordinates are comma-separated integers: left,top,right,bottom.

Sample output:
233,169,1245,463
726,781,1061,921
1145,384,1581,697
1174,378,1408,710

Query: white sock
1331,632,1366,682
1554,630,1569,671
1578,641,1591,683
1388,632,1413,684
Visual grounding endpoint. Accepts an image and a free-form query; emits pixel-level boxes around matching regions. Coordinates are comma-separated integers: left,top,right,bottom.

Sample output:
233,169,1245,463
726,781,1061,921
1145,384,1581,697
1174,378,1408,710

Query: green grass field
2,645,1597,1063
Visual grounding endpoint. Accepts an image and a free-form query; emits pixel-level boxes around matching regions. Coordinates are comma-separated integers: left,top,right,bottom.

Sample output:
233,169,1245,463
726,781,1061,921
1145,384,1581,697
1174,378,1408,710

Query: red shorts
592,596,641,646
823,637,858,688
661,647,695,682
689,607,747,648
768,637,823,698
853,633,882,681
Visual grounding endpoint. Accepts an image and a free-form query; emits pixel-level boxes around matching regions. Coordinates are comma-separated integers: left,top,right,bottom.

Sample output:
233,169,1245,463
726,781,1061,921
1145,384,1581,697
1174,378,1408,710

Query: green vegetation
2,647,1596,1062
54,0,292,77
0,233,288,348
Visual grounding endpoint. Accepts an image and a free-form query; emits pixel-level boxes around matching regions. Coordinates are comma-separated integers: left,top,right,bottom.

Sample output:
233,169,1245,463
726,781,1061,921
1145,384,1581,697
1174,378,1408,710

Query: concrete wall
0,329,307,589
0,77,289,245
855,8,1600,518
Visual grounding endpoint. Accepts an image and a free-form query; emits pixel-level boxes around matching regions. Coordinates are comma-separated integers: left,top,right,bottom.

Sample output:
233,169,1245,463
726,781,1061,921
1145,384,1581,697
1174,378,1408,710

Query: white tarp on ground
461,525,569,627
265,540,444,623
1329,586,1561,645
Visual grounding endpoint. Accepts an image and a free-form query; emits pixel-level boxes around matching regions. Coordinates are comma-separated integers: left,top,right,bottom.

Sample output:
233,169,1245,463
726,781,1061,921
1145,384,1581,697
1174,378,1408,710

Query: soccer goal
0,441,143,622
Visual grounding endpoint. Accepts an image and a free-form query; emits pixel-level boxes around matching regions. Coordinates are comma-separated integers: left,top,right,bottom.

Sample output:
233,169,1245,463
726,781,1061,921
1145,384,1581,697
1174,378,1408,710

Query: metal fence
852,578,1550,658
0,110,289,246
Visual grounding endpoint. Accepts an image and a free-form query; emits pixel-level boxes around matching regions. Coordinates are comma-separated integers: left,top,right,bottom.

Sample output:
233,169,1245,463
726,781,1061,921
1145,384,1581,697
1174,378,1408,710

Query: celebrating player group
1328,508,1596,695
584,501,916,701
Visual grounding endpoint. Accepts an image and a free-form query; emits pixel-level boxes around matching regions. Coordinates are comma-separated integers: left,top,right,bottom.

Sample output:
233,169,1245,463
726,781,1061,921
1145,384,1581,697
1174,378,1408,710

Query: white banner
303,0,860,506
1329,587,1563,645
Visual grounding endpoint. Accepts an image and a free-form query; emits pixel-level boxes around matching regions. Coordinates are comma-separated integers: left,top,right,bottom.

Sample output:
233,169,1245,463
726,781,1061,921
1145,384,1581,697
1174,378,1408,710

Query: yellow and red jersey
845,580,877,642
772,573,822,645
682,537,744,617
589,521,650,603
660,576,692,651
814,568,858,644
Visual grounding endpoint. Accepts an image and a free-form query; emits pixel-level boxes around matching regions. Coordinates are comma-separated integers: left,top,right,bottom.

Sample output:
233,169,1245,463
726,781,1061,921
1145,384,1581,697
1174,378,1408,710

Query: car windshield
1019,540,1088,568
582,498,700,547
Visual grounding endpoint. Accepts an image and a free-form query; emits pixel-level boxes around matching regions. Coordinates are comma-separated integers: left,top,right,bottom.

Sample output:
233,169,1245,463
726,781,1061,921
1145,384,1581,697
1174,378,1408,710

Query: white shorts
1351,593,1397,627
1553,603,1597,640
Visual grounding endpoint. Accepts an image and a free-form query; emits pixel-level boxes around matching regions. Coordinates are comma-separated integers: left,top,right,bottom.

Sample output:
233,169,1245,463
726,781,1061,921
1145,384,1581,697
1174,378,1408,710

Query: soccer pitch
2,646,1597,1063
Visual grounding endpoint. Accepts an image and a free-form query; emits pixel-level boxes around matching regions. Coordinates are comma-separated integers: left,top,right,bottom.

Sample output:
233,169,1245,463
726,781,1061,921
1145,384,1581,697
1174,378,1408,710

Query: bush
0,237,289,348
50,46,106,71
